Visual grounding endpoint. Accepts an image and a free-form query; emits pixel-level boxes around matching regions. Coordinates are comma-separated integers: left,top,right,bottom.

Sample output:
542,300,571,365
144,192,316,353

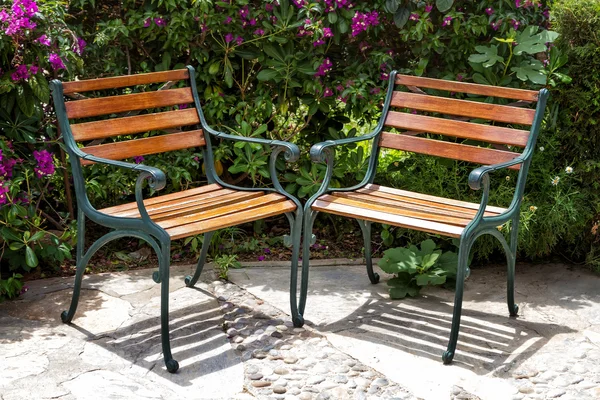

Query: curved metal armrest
309,133,378,163
468,156,526,191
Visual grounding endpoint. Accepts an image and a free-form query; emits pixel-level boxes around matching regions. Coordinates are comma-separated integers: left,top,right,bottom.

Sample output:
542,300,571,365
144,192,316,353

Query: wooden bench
50,67,303,373
295,71,549,364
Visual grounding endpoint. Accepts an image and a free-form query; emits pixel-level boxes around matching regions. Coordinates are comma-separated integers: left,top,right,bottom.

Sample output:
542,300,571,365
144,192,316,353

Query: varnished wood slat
99,184,223,215
390,91,535,125
312,199,464,237
105,188,239,218
166,196,296,239
321,194,472,226
151,191,264,221
395,74,539,102
379,133,522,170
384,111,530,147
66,87,193,119
81,130,205,166
62,69,189,94
359,184,507,214
333,192,500,219
71,109,200,141
159,193,287,230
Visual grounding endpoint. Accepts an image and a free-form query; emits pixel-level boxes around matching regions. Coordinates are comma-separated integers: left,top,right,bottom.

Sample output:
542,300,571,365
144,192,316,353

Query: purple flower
515,0,521,7
0,10,9,22
335,84,344,91
254,28,265,36
442,16,453,27
323,27,333,38
10,65,29,81
258,255,266,261
313,39,325,47
144,18,151,27
491,20,502,31
265,3,273,12
235,35,244,45
154,17,166,27
409,13,419,21
33,150,55,178
456,74,464,81
0,183,9,206
425,5,433,13
511,19,521,30
48,53,65,70
249,18,257,26
239,6,250,19
0,150,17,178
225,33,234,43
29,65,38,75
323,87,334,97
370,87,381,95
485,7,494,15
36,34,51,46
351,11,379,37
224,16,232,24
74,37,86,56
264,248,271,254
314,58,333,77
133,156,144,164
359,41,369,52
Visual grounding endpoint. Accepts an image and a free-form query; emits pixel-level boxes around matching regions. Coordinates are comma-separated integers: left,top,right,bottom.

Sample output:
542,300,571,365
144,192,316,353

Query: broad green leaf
513,27,551,55
393,7,410,28
415,272,447,286
327,12,338,24
29,75,50,103
511,60,546,84
388,280,420,299
468,45,504,68
437,251,458,277
257,69,279,81
421,252,441,269
436,0,454,12
16,85,35,117
419,239,437,256
385,0,399,13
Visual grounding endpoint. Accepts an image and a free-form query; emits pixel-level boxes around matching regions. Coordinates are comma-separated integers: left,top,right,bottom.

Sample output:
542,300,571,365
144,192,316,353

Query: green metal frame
50,65,303,373
296,70,549,365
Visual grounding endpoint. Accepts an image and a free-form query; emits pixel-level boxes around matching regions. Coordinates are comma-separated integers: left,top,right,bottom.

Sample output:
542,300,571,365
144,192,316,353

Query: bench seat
312,184,506,238
99,184,296,239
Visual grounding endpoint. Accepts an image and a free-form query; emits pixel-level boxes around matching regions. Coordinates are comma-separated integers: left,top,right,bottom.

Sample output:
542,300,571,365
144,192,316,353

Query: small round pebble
248,373,263,380
273,386,287,394
284,356,298,364
274,367,289,375
251,381,271,388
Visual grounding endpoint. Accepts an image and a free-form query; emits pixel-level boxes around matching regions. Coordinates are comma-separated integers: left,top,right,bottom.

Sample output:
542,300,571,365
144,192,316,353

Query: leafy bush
378,239,459,299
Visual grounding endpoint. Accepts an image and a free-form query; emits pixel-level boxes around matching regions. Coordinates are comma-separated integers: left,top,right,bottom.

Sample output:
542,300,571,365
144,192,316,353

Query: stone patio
1,261,599,399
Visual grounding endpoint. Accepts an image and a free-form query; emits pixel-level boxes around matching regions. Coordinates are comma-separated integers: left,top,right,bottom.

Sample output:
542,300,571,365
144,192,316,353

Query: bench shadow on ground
315,293,576,373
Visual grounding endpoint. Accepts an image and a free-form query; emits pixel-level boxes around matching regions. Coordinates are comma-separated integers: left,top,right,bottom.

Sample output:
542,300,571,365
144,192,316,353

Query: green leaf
25,246,38,268
421,252,441,269
437,251,458,278
208,62,221,75
16,85,35,117
415,272,447,286
513,27,553,55
327,12,338,24
468,45,504,68
393,7,410,28
257,69,279,81
419,239,437,256
385,0,399,13
511,60,546,84
436,0,454,12
388,279,420,299
29,75,50,103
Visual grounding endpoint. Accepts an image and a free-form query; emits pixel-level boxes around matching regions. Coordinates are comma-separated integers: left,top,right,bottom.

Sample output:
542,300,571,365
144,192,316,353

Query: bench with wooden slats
51,67,301,374
300,70,549,365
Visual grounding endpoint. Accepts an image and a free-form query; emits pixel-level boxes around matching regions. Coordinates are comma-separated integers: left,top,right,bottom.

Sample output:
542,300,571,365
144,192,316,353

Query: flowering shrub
0,0,82,288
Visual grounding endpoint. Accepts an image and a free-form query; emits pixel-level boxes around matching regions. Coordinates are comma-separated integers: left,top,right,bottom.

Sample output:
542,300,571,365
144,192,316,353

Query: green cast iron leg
184,231,215,287
356,220,380,284
159,241,179,373
295,210,318,326
287,210,304,328
442,238,472,364
61,209,86,323
507,217,520,317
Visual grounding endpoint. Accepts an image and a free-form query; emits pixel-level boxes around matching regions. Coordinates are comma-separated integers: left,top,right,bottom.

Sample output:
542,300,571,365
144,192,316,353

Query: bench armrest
468,155,526,190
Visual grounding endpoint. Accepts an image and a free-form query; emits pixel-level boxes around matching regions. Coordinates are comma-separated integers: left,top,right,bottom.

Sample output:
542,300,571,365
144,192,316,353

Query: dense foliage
0,0,598,299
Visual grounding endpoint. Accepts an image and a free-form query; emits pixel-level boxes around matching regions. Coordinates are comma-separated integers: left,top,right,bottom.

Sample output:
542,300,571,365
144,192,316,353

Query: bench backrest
379,74,544,171
54,68,205,166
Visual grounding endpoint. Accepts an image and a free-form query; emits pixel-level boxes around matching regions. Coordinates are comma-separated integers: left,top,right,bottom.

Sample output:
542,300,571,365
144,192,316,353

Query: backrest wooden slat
65,87,193,119
80,130,205,165
391,91,535,125
395,74,539,101
70,108,200,141
62,69,189,94
379,132,521,170
384,111,530,147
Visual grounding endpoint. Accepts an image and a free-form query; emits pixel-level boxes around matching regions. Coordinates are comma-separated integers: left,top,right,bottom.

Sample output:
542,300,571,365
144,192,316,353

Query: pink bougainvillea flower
258,255,266,261
235,35,244,45
133,156,144,164
425,5,433,13
224,16,232,24
10,65,29,81
265,3,273,12
224,33,234,43
33,150,55,178
154,17,166,26
36,34,51,46
0,183,9,206
29,65,38,75
485,7,494,15
322,27,333,38
323,87,334,97
442,16,453,27
314,58,333,77
48,53,65,70
409,13,419,21
313,39,325,47
253,28,265,36
351,11,379,36
511,19,521,29
143,18,151,27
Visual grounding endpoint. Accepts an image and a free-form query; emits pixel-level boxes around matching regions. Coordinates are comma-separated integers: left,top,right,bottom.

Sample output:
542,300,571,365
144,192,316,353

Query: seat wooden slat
395,74,539,101
158,193,287,230
322,194,473,226
81,130,205,166
358,184,506,214
384,111,530,147
99,184,223,215
61,69,189,94
71,108,200,141
390,91,535,125
166,196,296,239
312,198,465,237
66,87,193,119
379,133,522,170
333,192,500,219
103,188,238,218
